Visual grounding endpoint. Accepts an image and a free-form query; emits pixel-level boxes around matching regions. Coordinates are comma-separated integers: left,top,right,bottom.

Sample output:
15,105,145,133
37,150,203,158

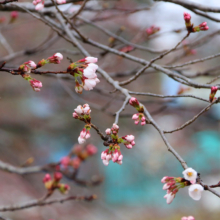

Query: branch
164,98,219,133
0,195,97,212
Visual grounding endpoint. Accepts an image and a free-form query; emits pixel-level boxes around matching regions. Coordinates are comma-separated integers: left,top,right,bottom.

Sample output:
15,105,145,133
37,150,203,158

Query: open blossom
188,184,204,200
74,104,91,116
47,53,63,64
83,64,100,91
182,168,197,184
78,128,91,144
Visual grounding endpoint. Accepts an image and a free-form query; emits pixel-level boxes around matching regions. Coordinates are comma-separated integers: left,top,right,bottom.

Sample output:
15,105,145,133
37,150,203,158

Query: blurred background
0,0,220,219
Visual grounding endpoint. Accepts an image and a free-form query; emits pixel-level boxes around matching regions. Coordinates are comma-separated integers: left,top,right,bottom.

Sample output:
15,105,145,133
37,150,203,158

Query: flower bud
54,172,62,182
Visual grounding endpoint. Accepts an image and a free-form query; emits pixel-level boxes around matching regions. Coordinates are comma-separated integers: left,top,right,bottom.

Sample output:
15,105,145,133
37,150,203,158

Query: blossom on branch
29,78,43,92
183,12,208,33
46,53,63,64
209,86,218,102
78,128,91,144
33,0,45,10
182,168,197,184
67,57,99,93
188,184,204,200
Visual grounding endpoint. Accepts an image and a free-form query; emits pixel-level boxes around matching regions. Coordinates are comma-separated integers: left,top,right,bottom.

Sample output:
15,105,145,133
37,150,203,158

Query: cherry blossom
188,184,204,200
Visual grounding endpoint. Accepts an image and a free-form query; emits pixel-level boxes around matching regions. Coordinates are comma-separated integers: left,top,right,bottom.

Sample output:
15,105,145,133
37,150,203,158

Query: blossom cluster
67,57,99,93
129,97,146,126
162,168,204,204
18,53,63,92
73,104,92,144
183,12,209,32
60,144,97,170
101,124,135,166
43,172,70,194
33,0,66,11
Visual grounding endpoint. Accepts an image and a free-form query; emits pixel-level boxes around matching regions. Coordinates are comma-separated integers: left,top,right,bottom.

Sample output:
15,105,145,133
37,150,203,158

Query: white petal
188,184,203,200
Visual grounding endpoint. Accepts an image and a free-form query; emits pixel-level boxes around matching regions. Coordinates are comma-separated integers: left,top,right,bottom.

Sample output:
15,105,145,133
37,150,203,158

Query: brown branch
164,98,220,133
0,194,97,212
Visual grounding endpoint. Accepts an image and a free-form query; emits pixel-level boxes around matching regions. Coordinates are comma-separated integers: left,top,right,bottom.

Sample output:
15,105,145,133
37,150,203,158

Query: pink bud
141,121,146,126
43,173,51,183
135,120,139,125
129,97,139,106
72,112,79,119
112,123,119,130
56,0,66,4
183,12,191,22
125,144,132,149
54,172,62,181
105,128,111,135
132,113,139,120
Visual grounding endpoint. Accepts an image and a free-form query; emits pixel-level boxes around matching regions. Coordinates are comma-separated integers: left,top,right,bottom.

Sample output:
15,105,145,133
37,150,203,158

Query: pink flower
24,60,37,69
124,135,135,142
47,53,63,64
29,79,43,92
72,112,78,119
183,12,191,23
132,114,139,120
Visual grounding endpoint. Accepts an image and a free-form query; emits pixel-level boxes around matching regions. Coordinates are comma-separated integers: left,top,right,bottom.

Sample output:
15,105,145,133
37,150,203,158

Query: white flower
83,79,97,90
74,105,83,114
102,159,109,166
83,67,97,79
164,192,175,204
188,184,204,200
182,168,197,183
105,128,111,135
87,63,98,71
